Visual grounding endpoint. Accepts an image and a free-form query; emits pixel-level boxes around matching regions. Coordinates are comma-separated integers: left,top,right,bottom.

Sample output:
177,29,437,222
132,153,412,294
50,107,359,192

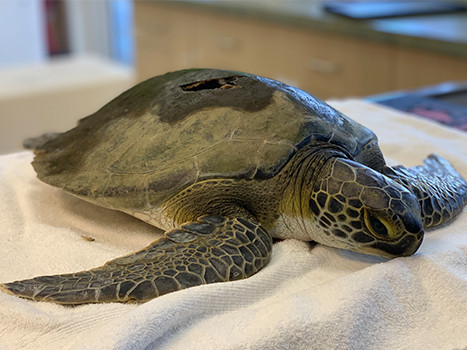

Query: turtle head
309,158,423,258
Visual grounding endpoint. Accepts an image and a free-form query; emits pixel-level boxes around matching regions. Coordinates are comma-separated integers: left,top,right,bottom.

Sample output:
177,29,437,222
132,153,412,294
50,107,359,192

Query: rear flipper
383,154,467,228
0,215,272,305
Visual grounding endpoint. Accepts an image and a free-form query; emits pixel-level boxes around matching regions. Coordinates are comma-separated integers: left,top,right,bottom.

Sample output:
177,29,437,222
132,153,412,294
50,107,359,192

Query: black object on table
324,1,467,20
368,81,467,131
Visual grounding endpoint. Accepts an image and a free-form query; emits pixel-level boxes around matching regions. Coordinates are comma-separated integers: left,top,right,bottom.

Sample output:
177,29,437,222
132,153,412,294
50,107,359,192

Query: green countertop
164,0,467,57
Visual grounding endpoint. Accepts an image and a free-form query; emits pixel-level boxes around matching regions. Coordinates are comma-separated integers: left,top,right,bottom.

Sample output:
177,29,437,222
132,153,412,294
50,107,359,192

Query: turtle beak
373,189,425,258
371,227,424,258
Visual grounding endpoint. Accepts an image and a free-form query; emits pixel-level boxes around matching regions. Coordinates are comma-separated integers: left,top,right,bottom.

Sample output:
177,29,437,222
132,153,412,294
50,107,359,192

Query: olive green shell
31,69,384,211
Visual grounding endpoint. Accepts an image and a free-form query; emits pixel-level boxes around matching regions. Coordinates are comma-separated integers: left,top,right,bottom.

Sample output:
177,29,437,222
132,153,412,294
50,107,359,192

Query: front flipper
383,154,467,228
0,216,272,305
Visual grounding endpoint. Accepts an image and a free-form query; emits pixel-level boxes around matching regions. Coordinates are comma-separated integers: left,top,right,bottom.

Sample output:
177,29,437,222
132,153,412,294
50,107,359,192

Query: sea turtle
1,69,466,305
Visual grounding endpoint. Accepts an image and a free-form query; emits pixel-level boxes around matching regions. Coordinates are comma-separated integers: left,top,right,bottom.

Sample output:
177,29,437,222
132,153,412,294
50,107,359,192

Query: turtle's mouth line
369,233,423,258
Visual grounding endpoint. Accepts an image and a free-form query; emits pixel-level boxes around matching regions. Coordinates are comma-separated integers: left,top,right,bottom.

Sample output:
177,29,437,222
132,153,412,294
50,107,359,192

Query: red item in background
44,0,69,56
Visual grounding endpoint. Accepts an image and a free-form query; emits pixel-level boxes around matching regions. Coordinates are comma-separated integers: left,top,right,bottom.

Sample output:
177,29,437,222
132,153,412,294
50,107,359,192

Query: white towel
1,100,466,350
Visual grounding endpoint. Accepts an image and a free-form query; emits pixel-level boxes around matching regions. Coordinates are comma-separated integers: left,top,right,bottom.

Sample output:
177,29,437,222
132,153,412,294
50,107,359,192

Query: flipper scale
383,154,467,228
0,216,272,304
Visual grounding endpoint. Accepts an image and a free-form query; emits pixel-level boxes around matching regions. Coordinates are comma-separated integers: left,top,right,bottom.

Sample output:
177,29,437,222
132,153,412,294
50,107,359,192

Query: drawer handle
307,58,339,74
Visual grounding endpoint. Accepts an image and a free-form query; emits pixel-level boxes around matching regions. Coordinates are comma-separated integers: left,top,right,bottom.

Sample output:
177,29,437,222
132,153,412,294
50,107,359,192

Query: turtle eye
364,210,392,239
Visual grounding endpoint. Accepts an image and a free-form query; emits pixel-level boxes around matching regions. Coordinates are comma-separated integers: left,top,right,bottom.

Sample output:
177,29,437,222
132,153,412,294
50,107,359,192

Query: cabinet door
135,3,198,81
283,27,396,99
193,10,295,83
191,12,397,99
395,48,467,90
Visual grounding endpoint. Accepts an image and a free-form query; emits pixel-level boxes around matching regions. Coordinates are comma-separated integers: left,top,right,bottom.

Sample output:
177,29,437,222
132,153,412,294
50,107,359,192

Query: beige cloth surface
0,99,466,350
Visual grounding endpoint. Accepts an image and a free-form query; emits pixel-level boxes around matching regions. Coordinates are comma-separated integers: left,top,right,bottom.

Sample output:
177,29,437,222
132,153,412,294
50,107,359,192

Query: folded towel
1,99,466,350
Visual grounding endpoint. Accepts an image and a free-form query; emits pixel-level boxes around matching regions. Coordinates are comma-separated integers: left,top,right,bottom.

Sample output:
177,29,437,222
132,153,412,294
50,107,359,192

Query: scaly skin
1,149,466,305
0,216,272,304
383,154,467,228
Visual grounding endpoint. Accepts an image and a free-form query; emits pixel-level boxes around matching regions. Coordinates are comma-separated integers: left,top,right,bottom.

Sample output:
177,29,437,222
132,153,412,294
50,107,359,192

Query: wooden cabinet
194,12,291,80
395,48,467,90
135,2,467,99
135,3,198,72
279,27,397,98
